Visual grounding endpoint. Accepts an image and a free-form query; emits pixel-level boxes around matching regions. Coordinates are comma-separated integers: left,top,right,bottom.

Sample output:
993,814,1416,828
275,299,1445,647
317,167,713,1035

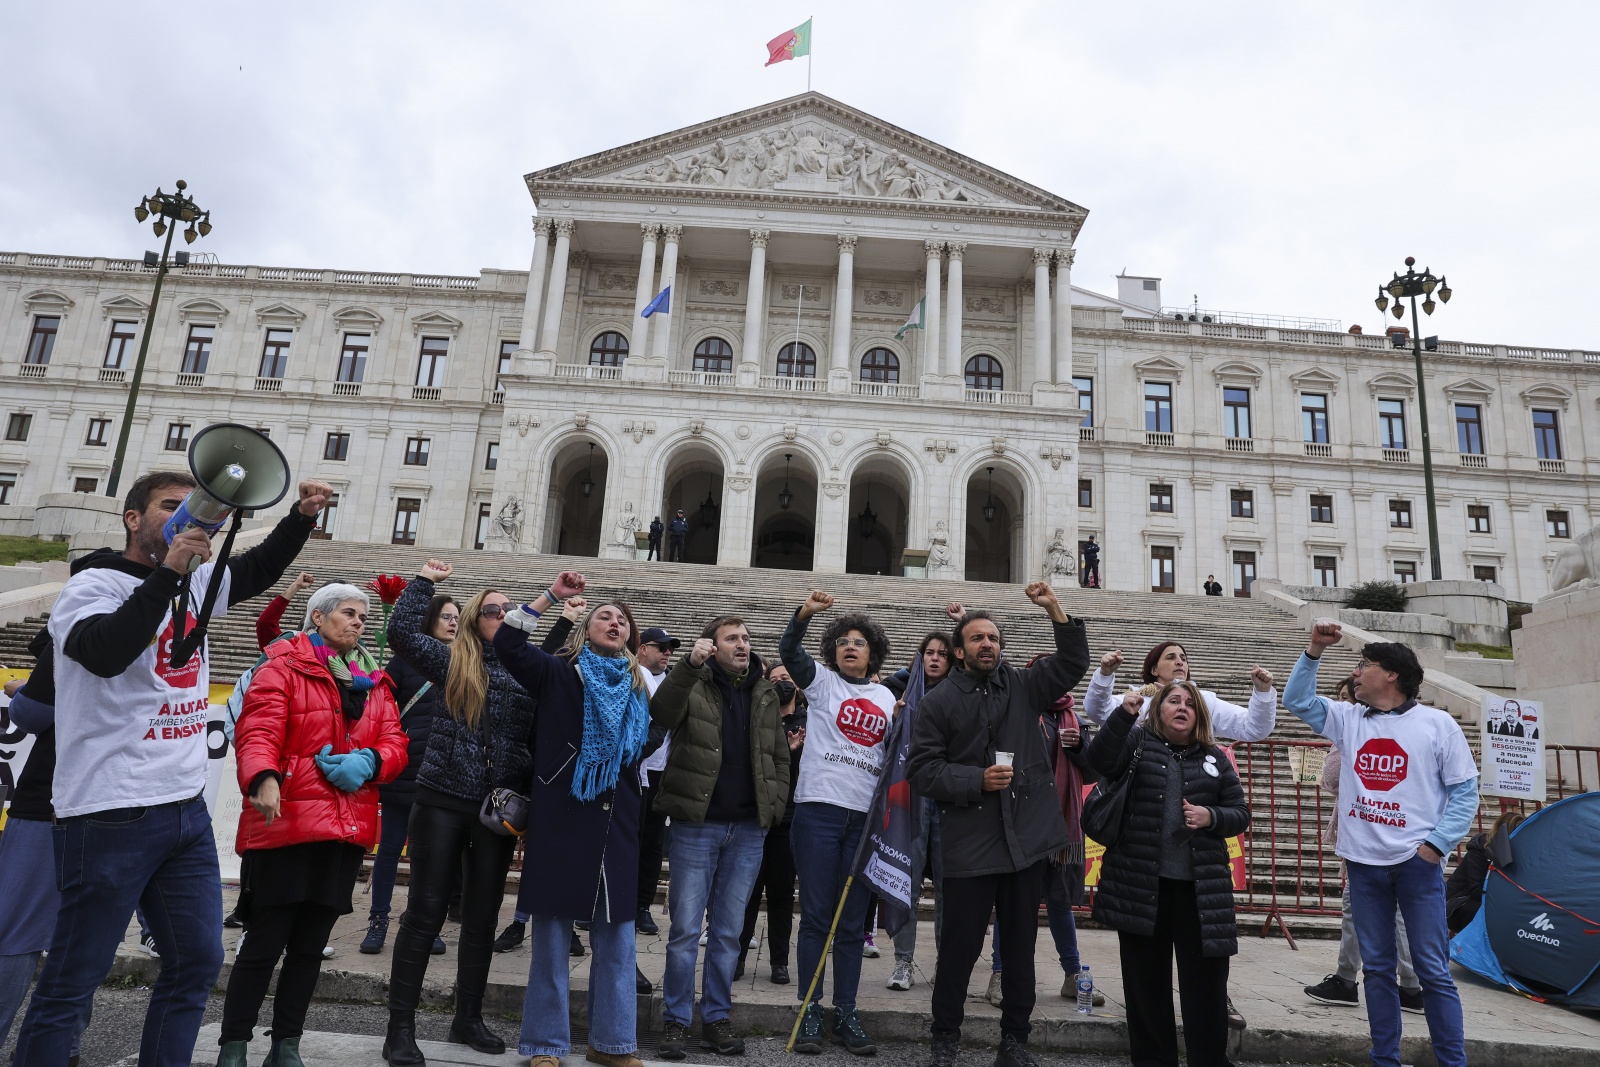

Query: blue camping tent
1450,792,1600,1007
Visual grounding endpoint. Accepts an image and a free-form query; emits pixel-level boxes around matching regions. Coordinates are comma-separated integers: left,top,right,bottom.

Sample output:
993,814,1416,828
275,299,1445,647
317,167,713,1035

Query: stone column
536,219,575,357
829,234,857,390
651,225,682,363
632,223,659,360
923,241,943,378
944,242,965,381
516,218,550,354
741,229,770,371
1032,247,1053,386
1054,248,1074,384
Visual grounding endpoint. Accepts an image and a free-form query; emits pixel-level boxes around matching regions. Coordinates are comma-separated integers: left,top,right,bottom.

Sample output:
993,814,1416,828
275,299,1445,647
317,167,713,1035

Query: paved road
4,987,1325,1067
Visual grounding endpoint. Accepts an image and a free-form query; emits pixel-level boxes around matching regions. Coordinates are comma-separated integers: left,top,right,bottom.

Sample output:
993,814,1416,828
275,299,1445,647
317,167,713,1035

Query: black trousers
667,536,686,562
1117,879,1232,1067
219,902,341,1042
637,772,669,913
931,861,1046,1041
739,822,795,966
387,800,517,1014
647,538,662,561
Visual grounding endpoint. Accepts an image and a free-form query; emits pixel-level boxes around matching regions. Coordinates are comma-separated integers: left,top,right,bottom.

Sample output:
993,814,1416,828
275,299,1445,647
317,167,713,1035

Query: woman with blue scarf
492,571,650,1067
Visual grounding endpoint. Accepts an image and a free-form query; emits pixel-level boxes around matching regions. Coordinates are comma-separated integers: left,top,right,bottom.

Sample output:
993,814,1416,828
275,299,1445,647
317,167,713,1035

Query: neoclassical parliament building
1,93,1594,599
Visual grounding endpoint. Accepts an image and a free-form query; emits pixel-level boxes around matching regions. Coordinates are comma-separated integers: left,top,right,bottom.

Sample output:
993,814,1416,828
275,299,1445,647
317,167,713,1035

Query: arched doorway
846,457,912,576
544,439,608,556
660,443,725,564
751,450,818,570
965,465,1024,582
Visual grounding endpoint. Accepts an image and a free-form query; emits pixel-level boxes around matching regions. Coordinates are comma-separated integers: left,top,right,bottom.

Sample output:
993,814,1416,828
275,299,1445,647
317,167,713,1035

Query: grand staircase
2,538,1475,917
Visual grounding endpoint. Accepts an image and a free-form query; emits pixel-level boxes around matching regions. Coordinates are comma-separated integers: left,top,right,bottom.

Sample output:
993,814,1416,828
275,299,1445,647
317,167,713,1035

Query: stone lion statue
1546,525,1600,598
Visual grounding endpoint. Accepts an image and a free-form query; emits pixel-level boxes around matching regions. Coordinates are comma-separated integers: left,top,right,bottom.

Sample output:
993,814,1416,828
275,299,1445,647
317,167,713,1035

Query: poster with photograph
1481,696,1546,801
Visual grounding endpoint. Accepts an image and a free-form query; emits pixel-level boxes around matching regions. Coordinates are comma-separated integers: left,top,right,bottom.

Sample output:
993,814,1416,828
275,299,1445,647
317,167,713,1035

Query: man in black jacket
907,583,1090,1067
12,469,331,1067
647,516,665,561
667,510,689,562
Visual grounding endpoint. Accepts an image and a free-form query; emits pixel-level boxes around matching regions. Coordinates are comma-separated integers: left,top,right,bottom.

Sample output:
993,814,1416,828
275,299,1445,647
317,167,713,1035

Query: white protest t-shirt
639,667,670,785
794,668,893,813
48,562,231,818
1318,699,1477,866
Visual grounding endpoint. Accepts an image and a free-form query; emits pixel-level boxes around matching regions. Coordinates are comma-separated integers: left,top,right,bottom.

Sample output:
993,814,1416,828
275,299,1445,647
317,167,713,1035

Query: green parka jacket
648,652,793,828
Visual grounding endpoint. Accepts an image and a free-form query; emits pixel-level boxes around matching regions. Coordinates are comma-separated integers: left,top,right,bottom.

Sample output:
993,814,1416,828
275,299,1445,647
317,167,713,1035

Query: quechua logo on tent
1519,912,1562,947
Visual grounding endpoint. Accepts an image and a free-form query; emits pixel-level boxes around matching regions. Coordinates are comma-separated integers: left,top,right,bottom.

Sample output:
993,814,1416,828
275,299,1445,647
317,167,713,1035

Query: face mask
774,680,797,705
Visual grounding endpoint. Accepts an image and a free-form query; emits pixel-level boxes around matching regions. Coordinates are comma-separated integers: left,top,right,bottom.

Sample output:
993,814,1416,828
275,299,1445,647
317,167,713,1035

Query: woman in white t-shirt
778,590,895,1056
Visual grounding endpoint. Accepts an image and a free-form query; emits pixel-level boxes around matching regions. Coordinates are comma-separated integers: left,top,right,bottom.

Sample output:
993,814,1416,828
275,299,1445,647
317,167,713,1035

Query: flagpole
808,15,813,91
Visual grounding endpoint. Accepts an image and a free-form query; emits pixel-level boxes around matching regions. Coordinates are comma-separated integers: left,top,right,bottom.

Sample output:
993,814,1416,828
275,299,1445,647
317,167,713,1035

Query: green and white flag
895,296,926,340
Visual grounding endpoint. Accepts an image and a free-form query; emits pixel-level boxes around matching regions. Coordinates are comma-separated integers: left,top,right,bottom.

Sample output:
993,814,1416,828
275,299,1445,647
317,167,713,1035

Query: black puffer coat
387,577,533,806
380,653,444,805
1086,706,1250,957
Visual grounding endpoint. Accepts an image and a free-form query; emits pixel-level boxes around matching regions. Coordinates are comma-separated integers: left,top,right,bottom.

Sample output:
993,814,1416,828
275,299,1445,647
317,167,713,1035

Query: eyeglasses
479,605,507,619
438,614,460,624
1355,659,1372,672
835,637,870,650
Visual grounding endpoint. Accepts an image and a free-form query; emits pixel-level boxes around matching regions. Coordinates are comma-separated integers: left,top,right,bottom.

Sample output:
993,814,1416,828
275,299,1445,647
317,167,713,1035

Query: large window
475,502,492,550
86,417,111,446
497,339,516,386
392,498,420,545
485,441,499,471
693,337,734,374
1394,560,1417,584
1073,376,1094,428
1455,404,1484,455
105,320,137,369
1232,551,1256,597
964,354,1003,391
1474,565,1498,583
589,331,628,367
1389,499,1412,529
1144,382,1173,433
337,333,369,383
1229,488,1254,518
181,325,214,375
1223,387,1252,438
1468,504,1491,533
1378,399,1407,450
403,437,431,466
1078,479,1092,508
165,422,190,452
1314,555,1338,587
1532,409,1562,460
0,473,13,505
258,328,292,378
859,347,899,383
25,316,59,365
324,432,350,461
1301,393,1329,444
1149,483,1173,513
1548,509,1570,539
5,414,32,442
1150,546,1175,593
416,337,449,387
777,342,816,378
73,477,97,494
1310,494,1333,524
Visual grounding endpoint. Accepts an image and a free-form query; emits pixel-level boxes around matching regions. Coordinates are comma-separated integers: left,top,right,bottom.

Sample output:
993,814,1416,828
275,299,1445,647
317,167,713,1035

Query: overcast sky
3,3,1594,349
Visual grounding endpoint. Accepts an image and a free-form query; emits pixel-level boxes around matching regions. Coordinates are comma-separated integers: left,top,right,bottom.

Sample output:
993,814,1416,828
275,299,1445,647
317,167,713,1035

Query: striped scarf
309,634,379,718
571,646,649,803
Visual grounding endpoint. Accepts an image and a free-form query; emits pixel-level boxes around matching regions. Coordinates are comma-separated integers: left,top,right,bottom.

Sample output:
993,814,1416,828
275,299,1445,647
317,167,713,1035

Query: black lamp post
982,467,997,523
1374,257,1452,581
699,486,720,529
778,454,794,510
580,443,596,498
106,180,214,497
856,481,877,539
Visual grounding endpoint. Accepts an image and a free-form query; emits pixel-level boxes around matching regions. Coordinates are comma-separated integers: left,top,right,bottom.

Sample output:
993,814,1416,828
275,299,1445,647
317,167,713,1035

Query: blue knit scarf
571,646,649,803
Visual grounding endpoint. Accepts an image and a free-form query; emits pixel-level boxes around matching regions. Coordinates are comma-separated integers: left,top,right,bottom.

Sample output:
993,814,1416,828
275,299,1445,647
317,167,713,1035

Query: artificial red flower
368,574,408,605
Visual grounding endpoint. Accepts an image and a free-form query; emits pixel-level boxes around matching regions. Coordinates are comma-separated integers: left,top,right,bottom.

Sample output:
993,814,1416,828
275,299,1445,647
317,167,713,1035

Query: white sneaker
748,936,759,950
141,934,160,959
862,933,880,958
888,959,914,990
234,931,246,955
322,944,334,959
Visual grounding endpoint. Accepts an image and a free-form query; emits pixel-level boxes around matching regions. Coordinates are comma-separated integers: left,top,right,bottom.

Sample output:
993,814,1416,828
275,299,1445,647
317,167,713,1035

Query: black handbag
1080,726,1144,847
477,676,530,837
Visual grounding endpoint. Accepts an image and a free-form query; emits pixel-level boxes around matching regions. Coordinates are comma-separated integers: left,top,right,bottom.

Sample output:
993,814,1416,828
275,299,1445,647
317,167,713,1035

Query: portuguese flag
765,18,812,66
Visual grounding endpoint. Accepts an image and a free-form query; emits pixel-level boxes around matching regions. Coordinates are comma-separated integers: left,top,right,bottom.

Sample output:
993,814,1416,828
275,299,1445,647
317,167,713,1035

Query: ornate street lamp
856,480,877,539
580,443,596,498
982,467,997,523
778,454,794,510
699,486,720,528
1373,256,1453,581
106,179,214,497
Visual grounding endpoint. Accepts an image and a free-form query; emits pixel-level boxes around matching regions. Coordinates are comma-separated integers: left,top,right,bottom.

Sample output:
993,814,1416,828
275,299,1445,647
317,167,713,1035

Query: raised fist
552,571,586,600
1309,621,1343,655
689,636,716,667
799,590,834,620
1100,649,1124,675
945,602,965,623
1121,690,1145,716
418,559,453,582
1251,665,1275,692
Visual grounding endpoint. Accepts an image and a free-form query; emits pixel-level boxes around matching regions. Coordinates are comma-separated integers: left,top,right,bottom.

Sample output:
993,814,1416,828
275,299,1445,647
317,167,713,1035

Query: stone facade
0,93,1595,598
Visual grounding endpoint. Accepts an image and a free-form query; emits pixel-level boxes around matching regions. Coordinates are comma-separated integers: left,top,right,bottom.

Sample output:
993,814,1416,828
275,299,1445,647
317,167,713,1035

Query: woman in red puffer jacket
219,583,409,1067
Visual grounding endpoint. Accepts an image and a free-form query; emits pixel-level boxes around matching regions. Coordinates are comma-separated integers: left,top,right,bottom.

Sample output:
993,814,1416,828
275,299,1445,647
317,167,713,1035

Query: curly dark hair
819,612,890,678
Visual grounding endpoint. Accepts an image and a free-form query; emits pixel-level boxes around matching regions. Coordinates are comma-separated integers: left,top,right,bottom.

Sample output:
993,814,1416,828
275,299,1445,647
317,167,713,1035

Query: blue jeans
14,796,223,1067
518,914,636,1057
991,883,1079,976
790,803,873,1010
1347,854,1465,1067
663,819,768,1026
0,953,86,1058
369,796,413,919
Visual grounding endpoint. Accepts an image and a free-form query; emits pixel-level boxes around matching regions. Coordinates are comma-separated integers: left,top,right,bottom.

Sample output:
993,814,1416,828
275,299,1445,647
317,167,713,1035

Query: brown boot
585,1049,643,1067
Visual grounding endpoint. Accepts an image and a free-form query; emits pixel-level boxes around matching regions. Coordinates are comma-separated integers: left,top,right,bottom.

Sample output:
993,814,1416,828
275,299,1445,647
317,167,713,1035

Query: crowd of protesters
0,464,1487,1067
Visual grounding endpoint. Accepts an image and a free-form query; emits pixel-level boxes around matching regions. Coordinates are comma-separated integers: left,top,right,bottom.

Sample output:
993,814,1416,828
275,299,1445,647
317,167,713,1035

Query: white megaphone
163,423,291,570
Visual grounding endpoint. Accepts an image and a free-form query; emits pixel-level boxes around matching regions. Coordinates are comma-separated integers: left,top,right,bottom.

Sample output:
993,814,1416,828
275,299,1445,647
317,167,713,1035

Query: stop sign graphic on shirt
1354,737,1409,791
837,698,888,747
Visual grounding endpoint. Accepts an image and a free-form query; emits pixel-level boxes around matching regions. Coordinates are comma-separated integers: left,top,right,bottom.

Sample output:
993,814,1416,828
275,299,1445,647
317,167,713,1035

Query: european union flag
641,286,671,318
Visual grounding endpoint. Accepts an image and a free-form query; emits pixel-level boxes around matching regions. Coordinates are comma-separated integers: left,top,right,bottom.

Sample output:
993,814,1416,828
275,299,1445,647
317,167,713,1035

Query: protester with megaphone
11,455,333,1067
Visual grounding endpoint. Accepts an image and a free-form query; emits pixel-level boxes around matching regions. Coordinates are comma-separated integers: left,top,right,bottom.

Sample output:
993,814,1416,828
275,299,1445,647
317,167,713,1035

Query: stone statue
494,496,524,542
1045,528,1076,577
928,521,952,570
1546,525,1600,598
614,502,643,547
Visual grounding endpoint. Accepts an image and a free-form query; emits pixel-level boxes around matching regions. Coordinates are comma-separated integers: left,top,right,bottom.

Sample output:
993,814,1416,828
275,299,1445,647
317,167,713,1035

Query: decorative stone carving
574,413,590,430
689,419,705,436
828,430,844,445
862,289,903,307
928,521,952,570
966,296,1005,314
875,431,892,448
946,241,967,260
620,125,987,203
728,475,752,493
1045,528,1076,577
554,219,576,238
494,496,524,542
1040,445,1070,470
783,424,799,441
596,272,633,291
660,224,683,241
1547,527,1600,596
924,240,945,258
781,285,822,302
925,438,958,462
837,234,858,254
736,425,752,440
991,436,1009,455
640,222,660,239
822,481,846,499
508,414,540,437
622,419,656,443
699,279,741,297
749,228,771,248
613,502,642,547
1057,248,1076,268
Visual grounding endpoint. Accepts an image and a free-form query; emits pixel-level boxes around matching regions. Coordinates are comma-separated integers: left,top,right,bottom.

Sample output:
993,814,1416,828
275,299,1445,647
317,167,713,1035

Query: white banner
1481,696,1547,801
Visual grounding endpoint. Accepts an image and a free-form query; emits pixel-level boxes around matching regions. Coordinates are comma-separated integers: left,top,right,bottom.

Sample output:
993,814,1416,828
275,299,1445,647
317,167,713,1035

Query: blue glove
315,746,377,792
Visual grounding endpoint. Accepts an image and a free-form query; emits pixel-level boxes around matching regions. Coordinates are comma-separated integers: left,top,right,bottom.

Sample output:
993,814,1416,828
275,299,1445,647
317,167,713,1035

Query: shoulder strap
400,681,432,721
